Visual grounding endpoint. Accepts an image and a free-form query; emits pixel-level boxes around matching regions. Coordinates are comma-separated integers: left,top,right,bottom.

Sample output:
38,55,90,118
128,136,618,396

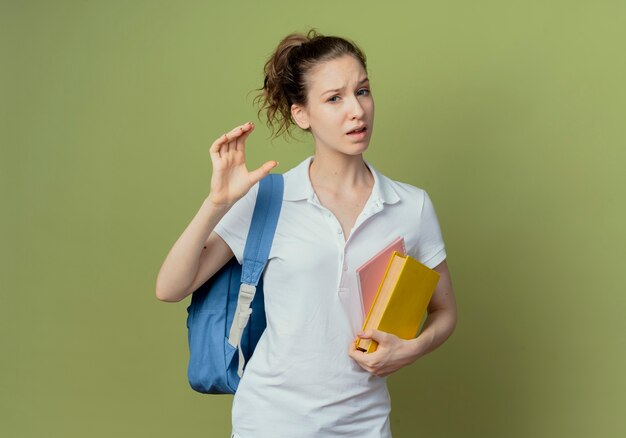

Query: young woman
156,29,457,438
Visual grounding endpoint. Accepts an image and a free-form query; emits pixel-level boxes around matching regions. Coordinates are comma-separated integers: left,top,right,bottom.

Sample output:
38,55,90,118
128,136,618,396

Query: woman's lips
347,126,367,139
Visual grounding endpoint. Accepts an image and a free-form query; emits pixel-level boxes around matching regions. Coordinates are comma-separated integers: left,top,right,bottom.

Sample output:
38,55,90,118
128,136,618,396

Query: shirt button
337,228,342,235
343,263,348,271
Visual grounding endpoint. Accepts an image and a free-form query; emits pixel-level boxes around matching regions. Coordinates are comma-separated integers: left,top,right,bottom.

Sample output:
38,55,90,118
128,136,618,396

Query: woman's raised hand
207,122,278,207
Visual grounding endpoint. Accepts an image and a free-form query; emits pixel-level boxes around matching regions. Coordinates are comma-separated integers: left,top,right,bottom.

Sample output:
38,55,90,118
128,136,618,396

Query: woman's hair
255,29,367,139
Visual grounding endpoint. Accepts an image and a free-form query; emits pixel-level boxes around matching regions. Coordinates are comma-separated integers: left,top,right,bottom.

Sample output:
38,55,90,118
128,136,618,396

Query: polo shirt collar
283,156,401,206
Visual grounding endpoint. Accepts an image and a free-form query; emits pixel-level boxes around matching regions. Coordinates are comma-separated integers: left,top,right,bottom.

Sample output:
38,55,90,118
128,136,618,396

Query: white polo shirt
214,156,446,438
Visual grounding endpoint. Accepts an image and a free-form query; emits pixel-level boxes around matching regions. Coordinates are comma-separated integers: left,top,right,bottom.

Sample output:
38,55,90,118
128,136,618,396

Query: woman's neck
308,150,373,193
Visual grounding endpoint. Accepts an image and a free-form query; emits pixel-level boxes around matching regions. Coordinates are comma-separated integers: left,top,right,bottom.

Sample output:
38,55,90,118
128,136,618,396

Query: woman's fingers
235,122,254,151
209,133,228,157
210,122,254,157
222,125,244,155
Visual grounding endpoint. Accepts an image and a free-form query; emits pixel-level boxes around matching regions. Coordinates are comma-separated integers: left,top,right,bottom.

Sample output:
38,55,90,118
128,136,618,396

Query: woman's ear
291,103,310,130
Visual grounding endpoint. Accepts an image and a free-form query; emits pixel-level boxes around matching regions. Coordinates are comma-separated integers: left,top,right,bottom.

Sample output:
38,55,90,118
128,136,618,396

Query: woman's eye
357,88,370,96
328,95,340,103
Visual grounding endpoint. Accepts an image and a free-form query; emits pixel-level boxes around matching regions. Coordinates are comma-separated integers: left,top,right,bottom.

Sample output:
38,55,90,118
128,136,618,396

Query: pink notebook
356,236,407,318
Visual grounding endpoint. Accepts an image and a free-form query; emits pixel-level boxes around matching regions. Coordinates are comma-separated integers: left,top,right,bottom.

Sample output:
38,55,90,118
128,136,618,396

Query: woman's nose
349,96,365,119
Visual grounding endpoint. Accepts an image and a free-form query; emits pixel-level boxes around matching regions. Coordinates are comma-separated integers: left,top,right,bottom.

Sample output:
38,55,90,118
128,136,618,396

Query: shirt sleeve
213,183,259,265
414,190,447,269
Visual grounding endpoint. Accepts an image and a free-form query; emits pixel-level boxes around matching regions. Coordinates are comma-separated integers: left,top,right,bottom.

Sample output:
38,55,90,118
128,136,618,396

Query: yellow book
356,251,440,353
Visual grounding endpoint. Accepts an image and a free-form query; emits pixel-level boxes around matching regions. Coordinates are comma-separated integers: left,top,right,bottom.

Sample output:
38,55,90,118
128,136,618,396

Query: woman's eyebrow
320,77,370,97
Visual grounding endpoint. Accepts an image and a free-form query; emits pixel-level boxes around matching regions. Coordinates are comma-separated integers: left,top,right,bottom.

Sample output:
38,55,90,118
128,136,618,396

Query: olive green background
2,1,625,437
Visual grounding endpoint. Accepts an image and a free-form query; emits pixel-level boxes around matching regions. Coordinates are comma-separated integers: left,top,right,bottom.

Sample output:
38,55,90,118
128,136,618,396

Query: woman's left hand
348,329,429,377
349,260,457,378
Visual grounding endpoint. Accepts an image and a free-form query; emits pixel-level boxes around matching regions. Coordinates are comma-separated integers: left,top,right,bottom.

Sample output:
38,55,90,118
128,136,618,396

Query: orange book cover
356,251,440,353
356,237,406,318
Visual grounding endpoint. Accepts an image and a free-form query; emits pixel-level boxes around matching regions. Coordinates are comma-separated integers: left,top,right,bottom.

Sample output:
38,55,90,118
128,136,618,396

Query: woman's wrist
204,193,235,211
406,330,435,362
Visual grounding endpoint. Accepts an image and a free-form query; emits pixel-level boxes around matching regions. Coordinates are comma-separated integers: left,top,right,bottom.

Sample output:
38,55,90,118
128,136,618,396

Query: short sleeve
415,190,447,269
213,183,259,265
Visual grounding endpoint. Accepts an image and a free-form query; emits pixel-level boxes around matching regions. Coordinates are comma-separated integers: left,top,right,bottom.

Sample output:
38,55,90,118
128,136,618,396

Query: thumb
249,160,279,184
359,329,386,343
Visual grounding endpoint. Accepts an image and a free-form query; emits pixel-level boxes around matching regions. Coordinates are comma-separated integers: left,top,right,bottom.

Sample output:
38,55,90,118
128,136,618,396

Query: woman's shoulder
279,156,315,201
369,163,429,205
386,174,427,194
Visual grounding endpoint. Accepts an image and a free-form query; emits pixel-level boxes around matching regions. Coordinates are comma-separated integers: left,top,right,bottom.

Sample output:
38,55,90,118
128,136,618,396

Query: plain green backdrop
2,1,625,437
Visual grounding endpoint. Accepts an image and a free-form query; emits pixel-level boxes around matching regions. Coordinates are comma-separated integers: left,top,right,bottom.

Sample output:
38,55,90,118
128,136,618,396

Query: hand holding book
349,256,456,377
348,328,431,378
356,251,440,353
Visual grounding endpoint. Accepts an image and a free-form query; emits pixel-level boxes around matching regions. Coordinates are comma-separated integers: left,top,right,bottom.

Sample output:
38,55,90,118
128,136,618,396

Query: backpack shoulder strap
228,173,284,377
241,173,284,285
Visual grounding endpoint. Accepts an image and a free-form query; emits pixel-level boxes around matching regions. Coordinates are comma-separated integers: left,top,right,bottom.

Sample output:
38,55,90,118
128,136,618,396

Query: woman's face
291,55,374,157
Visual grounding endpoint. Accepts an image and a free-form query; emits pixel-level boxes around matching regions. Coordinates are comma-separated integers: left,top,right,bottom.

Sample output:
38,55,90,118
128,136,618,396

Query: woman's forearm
408,307,458,360
155,196,233,302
